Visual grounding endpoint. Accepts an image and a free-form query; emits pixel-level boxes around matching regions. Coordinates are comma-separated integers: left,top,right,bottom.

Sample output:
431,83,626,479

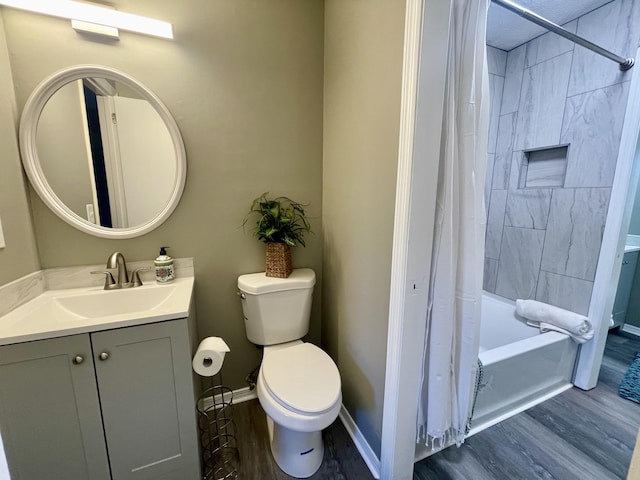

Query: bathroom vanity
613,250,639,328
0,61,200,478
0,274,200,480
612,235,640,330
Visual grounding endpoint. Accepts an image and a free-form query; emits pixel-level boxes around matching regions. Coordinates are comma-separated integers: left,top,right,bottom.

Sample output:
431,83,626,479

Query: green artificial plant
244,193,312,247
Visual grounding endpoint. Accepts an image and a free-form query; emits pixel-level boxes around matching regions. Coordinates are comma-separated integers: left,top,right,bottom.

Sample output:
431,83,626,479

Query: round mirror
19,65,186,239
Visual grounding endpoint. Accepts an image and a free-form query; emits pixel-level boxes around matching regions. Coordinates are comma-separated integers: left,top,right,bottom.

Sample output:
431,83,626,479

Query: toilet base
266,416,324,478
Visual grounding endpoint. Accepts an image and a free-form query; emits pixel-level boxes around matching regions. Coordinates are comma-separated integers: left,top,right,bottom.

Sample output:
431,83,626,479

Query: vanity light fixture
0,0,173,39
71,2,120,40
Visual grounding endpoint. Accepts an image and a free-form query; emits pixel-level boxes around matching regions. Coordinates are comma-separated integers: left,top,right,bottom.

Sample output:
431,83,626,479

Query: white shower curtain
417,0,490,448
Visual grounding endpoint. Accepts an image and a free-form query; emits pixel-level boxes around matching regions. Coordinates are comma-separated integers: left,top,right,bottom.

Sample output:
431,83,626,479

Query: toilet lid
262,343,341,415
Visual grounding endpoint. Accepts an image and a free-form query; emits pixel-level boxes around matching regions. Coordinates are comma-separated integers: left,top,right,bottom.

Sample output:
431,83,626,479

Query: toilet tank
238,268,315,346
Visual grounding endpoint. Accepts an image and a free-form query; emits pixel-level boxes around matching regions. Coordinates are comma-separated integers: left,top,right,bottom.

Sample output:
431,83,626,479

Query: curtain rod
492,0,634,71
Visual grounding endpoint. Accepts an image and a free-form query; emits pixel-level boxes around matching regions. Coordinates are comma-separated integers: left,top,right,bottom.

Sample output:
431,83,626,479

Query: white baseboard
338,405,381,479
622,324,640,337
199,386,257,410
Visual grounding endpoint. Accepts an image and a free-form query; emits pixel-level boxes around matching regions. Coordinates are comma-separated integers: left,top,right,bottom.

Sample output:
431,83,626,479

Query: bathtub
469,292,578,434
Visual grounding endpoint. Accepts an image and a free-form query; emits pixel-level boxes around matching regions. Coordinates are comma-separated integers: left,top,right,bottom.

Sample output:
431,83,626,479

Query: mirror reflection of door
36,77,177,229
95,94,175,228
83,83,112,227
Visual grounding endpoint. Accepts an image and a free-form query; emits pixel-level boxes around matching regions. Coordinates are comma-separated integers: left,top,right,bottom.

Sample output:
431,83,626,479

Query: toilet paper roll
192,337,230,377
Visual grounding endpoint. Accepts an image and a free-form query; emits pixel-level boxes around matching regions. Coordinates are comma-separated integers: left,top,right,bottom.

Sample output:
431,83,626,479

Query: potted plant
244,192,312,278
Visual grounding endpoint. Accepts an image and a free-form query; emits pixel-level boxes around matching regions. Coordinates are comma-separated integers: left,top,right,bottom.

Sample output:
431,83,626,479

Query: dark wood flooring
232,398,374,479
414,331,640,480
230,333,640,479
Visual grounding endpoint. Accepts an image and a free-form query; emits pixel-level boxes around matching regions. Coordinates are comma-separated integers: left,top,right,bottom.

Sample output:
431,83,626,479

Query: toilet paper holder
196,370,239,480
193,337,230,377
193,337,237,479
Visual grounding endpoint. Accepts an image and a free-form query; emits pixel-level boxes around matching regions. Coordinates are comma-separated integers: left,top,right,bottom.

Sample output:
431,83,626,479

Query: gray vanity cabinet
92,319,200,480
613,251,639,328
0,334,111,480
0,318,200,480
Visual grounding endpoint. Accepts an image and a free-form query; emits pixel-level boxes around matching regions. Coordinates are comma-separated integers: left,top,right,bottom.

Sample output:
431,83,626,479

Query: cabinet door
0,334,111,480
92,319,200,480
613,251,639,327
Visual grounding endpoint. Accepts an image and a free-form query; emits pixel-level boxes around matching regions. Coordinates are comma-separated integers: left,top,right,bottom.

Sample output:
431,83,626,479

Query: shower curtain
417,0,490,449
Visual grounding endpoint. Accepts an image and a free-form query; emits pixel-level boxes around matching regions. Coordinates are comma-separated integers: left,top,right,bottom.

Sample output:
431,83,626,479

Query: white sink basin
55,284,179,318
0,277,194,345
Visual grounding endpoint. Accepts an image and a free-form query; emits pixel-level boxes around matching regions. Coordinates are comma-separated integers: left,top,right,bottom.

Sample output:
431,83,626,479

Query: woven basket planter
265,243,292,278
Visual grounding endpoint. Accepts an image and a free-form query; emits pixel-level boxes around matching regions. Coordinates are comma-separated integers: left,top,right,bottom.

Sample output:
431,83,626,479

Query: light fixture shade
0,0,173,39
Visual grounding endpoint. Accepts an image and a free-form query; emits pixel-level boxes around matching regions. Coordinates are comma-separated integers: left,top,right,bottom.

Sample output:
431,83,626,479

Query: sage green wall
322,0,405,458
0,12,40,285
2,0,324,389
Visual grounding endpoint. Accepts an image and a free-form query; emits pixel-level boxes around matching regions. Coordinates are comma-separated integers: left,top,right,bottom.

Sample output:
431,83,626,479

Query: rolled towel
515,299,594,344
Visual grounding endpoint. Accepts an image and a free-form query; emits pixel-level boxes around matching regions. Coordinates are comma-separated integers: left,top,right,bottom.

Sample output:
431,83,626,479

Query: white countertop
0,276,194,346
626,235,640,253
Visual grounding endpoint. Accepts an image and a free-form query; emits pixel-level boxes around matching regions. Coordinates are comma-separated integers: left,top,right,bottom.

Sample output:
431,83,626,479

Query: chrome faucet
91,252,148,290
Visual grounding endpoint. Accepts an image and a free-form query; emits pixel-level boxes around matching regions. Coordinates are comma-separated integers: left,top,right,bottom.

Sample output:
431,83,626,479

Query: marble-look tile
488,74,505,154
495,112,518,154
562,82,630,188
487,46,507,76
505,189,552,230
536,271,593,316
485,153,495,216
492,154,512,192
485,190,508,260
492,113,517,189
495,227,545,301
495,112,517,155
509,152,525,190
501,45,526,115
568,0,640,96
514,52,572,151
524,148,567,188
484,257,499,293
44,257,195,290
44,264,110,289
0,271,45,318
524,20,577,68
540,189,610,281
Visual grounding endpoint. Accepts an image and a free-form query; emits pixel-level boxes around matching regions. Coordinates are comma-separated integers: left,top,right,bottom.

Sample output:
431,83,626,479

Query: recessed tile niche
521,146,568,188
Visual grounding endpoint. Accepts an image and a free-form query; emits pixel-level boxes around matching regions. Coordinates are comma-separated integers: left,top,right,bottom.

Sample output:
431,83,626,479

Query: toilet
237,268,341,478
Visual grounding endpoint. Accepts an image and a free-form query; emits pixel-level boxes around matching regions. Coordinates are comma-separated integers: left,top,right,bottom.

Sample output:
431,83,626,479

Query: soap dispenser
155,247,175,283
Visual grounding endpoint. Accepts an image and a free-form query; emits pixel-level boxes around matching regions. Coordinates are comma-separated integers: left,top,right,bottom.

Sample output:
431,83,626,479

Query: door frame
381,8,640,480
380,0,452,478
573,45,640,389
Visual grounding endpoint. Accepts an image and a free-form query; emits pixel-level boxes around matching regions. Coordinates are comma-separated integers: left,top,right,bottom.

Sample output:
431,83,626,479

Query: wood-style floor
230,332,640,479
415,331,640,480
232,398,374,479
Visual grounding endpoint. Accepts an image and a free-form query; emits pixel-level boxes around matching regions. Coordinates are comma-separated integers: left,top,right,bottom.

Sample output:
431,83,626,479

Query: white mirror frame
19,65,187,239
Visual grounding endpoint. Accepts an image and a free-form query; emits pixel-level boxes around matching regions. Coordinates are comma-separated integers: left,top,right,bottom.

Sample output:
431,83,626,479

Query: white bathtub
469,292,579,434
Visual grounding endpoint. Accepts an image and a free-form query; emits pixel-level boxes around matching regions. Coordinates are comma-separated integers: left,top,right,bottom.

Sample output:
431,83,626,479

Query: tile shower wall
484,0,640,315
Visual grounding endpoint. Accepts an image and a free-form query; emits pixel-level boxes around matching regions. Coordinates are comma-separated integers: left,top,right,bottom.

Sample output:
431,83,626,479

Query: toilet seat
262,343,341,416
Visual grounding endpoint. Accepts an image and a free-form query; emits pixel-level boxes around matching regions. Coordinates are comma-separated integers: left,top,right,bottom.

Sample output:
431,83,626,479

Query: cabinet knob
72,355,84,365
99,352,110,361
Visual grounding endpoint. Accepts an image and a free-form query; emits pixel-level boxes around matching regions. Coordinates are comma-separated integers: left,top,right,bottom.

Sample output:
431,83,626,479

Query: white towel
515,299,594,344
